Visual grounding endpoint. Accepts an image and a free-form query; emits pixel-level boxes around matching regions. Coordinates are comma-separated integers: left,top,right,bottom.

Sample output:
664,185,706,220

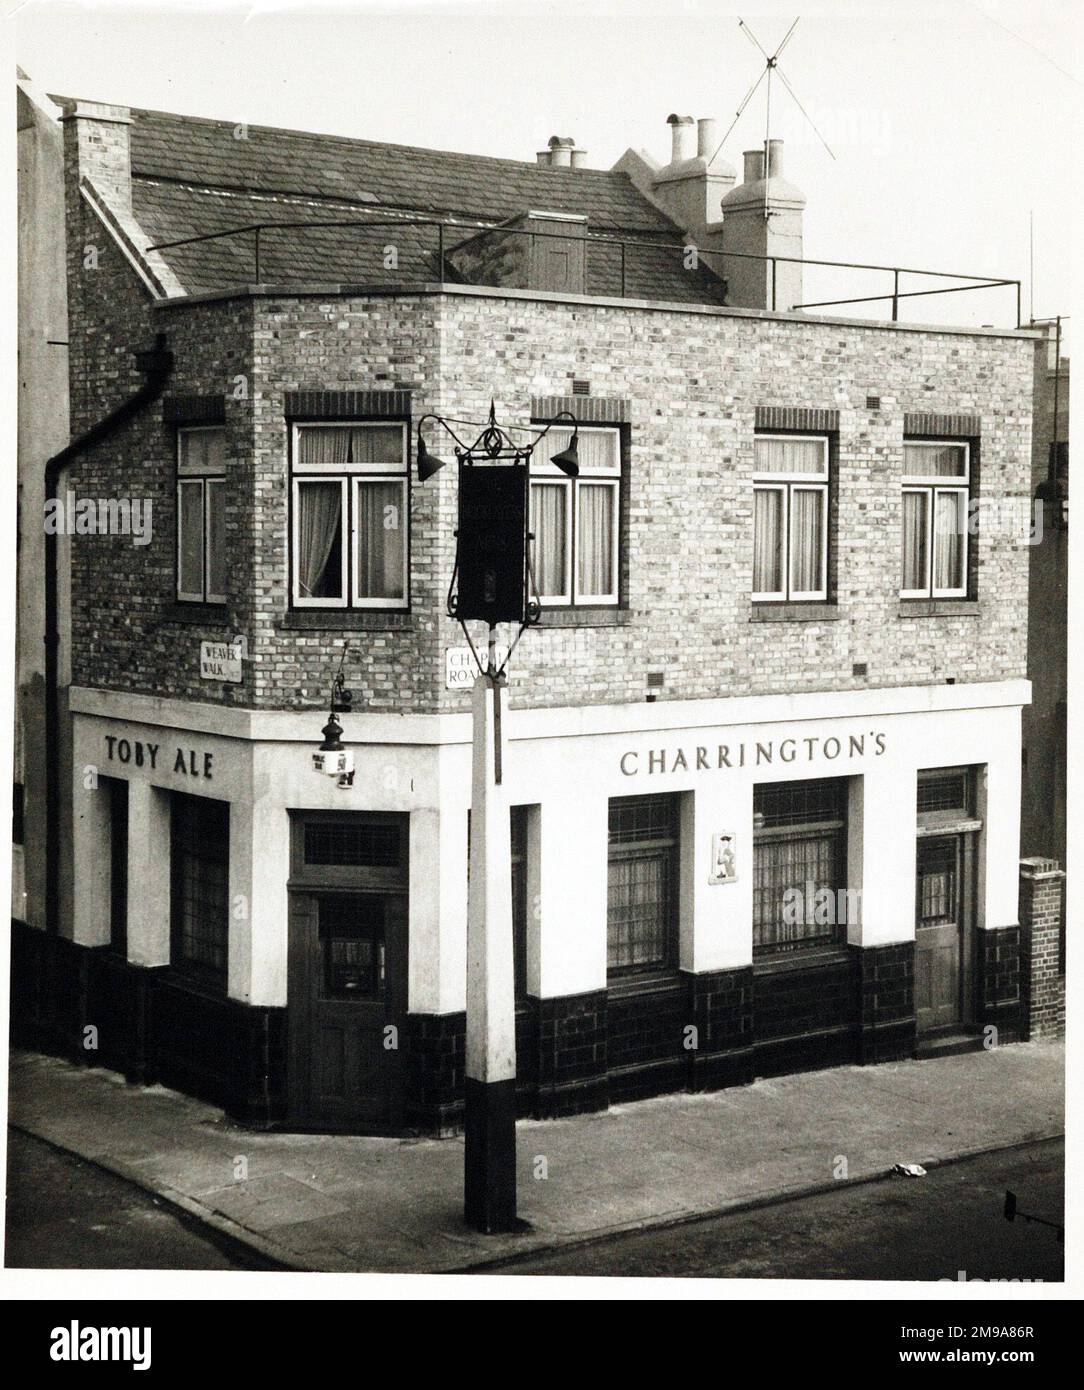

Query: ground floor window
104,777,129,957
170,792,230,984
753,778,848,955
607,794,680,977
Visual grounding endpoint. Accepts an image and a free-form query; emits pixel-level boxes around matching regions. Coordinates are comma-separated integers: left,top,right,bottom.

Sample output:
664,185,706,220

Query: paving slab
7,1042,1064,1274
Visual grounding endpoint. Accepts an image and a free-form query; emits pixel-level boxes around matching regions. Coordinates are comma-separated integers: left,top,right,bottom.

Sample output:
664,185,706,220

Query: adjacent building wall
16,73,70,930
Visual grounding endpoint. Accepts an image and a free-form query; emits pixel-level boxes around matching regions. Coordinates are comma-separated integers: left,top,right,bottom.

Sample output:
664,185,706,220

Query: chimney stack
743,149,765,184
536,135,586,169
59,99,134,213
697,118,718,160
667,114,696,164
720,139,807,311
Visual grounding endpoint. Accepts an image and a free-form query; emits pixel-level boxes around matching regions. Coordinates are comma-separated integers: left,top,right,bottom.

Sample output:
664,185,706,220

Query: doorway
914,768,979,1037
287,812,408,1132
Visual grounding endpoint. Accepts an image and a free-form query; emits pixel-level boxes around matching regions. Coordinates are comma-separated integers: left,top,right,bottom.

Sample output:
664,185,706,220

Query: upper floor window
753,434,829,602
177,427,227,603
291,423,408,609
901,441,970,598
530,426,620,606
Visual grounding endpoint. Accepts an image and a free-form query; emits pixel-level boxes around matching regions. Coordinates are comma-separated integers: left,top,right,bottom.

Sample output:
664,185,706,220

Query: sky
8,0,1082,330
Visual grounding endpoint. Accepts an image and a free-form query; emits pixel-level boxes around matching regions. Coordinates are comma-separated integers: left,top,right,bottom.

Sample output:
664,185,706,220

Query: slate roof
116,106,728,303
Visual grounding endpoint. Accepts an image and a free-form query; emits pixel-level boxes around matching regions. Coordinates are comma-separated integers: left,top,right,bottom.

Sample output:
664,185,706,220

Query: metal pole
771,258,777,311
1050,315,1062,485
620,241,626,299
463,648,518,1233
438,222,445,282
254,227,261,283
892,269,899,322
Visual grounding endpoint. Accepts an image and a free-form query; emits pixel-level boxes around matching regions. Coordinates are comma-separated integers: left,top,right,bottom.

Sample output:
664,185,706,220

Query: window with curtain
753,778,848,955
177,427,228,603
752,435,829,601
901,441,970,598
607,794,679,977
170,792,230,984
291,423,408,608
530,426,620,605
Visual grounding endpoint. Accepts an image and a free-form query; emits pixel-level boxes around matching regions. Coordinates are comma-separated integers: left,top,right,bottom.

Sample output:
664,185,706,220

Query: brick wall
63,156,1035,716
1019,857,1065,1041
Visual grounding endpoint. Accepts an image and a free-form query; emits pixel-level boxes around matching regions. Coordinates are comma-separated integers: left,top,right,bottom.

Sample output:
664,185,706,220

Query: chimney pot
767,139,784,177
743,148,766,184
697,118,718,160
667,113,696,165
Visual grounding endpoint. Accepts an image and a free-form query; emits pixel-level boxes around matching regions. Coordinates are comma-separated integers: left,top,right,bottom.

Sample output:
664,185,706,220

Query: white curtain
904,443,966,478
755,437,825,474
902,490,928,590
531,483,567,595
349,425,402,465
607,853,668,970
789,488,824,594
178,481,204,596
577,484,614,598
933,490,965,591
297,481,342,597
753,487,784,593
298,427,350,466
356,480,404,599
753,831,838,951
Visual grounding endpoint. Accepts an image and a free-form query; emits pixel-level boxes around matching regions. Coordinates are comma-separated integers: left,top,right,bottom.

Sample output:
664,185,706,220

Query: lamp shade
417,434,448,481
550,435,579,477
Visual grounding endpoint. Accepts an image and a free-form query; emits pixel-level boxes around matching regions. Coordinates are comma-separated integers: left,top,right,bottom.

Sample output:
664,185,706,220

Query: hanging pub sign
453,459,530,625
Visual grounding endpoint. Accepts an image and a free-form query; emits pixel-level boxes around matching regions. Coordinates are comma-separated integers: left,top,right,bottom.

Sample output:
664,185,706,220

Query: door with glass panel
287,813,408,1131
914,836,964,1033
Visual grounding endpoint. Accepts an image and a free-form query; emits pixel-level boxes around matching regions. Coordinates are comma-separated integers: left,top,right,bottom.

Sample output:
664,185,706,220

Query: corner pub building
13,98,1036,1135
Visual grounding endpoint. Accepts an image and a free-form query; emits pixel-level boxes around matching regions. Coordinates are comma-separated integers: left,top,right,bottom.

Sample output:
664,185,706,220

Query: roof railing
146,215,1024,327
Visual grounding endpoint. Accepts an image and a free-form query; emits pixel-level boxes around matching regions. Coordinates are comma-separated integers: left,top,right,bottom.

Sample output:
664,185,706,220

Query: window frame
530,425,621,608
176,425,228,605
606,793,680,980
752,777,848,958
289,421,410,611
900,440,971,600
169,791,230,988
752,433,830,603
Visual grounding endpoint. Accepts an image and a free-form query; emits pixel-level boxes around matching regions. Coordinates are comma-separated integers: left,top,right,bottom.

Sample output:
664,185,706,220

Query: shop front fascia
57,677,1028,1133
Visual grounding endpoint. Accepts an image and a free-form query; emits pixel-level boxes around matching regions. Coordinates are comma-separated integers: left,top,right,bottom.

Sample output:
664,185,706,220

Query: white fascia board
70,678,1032,749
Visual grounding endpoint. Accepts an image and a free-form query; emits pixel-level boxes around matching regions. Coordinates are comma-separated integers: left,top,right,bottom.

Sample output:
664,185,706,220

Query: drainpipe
42,332,174,936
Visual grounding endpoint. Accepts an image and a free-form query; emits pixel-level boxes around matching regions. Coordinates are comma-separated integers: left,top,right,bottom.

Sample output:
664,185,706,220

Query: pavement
6,1042,1064,1274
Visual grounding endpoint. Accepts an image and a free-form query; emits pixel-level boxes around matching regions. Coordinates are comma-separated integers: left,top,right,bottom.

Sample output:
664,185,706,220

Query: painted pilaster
409,799,468,1014
847,768,915,946
680,777,753,971
535,777,608,999
125,779,171,967
228,795,289,1006
70,774,111,946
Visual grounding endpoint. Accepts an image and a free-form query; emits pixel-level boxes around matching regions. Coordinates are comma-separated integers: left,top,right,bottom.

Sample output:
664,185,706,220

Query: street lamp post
417,402,578,1233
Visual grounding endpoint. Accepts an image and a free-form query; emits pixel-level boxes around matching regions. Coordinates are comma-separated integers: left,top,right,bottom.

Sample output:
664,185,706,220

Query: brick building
14,98,1042,1133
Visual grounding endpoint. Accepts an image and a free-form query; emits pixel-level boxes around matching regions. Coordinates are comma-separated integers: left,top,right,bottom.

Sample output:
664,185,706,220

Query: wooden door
915,836,963,1034
288,889,407,1131
529,233,585,294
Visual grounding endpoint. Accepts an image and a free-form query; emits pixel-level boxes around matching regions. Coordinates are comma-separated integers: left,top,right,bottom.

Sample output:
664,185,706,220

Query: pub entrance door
287,813,408,1132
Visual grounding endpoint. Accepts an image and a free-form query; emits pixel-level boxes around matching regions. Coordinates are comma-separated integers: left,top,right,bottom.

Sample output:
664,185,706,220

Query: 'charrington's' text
619,730,887,777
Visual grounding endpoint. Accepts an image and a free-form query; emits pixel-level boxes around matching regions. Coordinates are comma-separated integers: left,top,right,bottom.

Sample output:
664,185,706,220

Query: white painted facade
68,677,1027,1013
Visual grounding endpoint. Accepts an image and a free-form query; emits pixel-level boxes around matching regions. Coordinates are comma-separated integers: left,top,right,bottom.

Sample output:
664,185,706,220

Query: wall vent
865,395,881,410
572,379,591,396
